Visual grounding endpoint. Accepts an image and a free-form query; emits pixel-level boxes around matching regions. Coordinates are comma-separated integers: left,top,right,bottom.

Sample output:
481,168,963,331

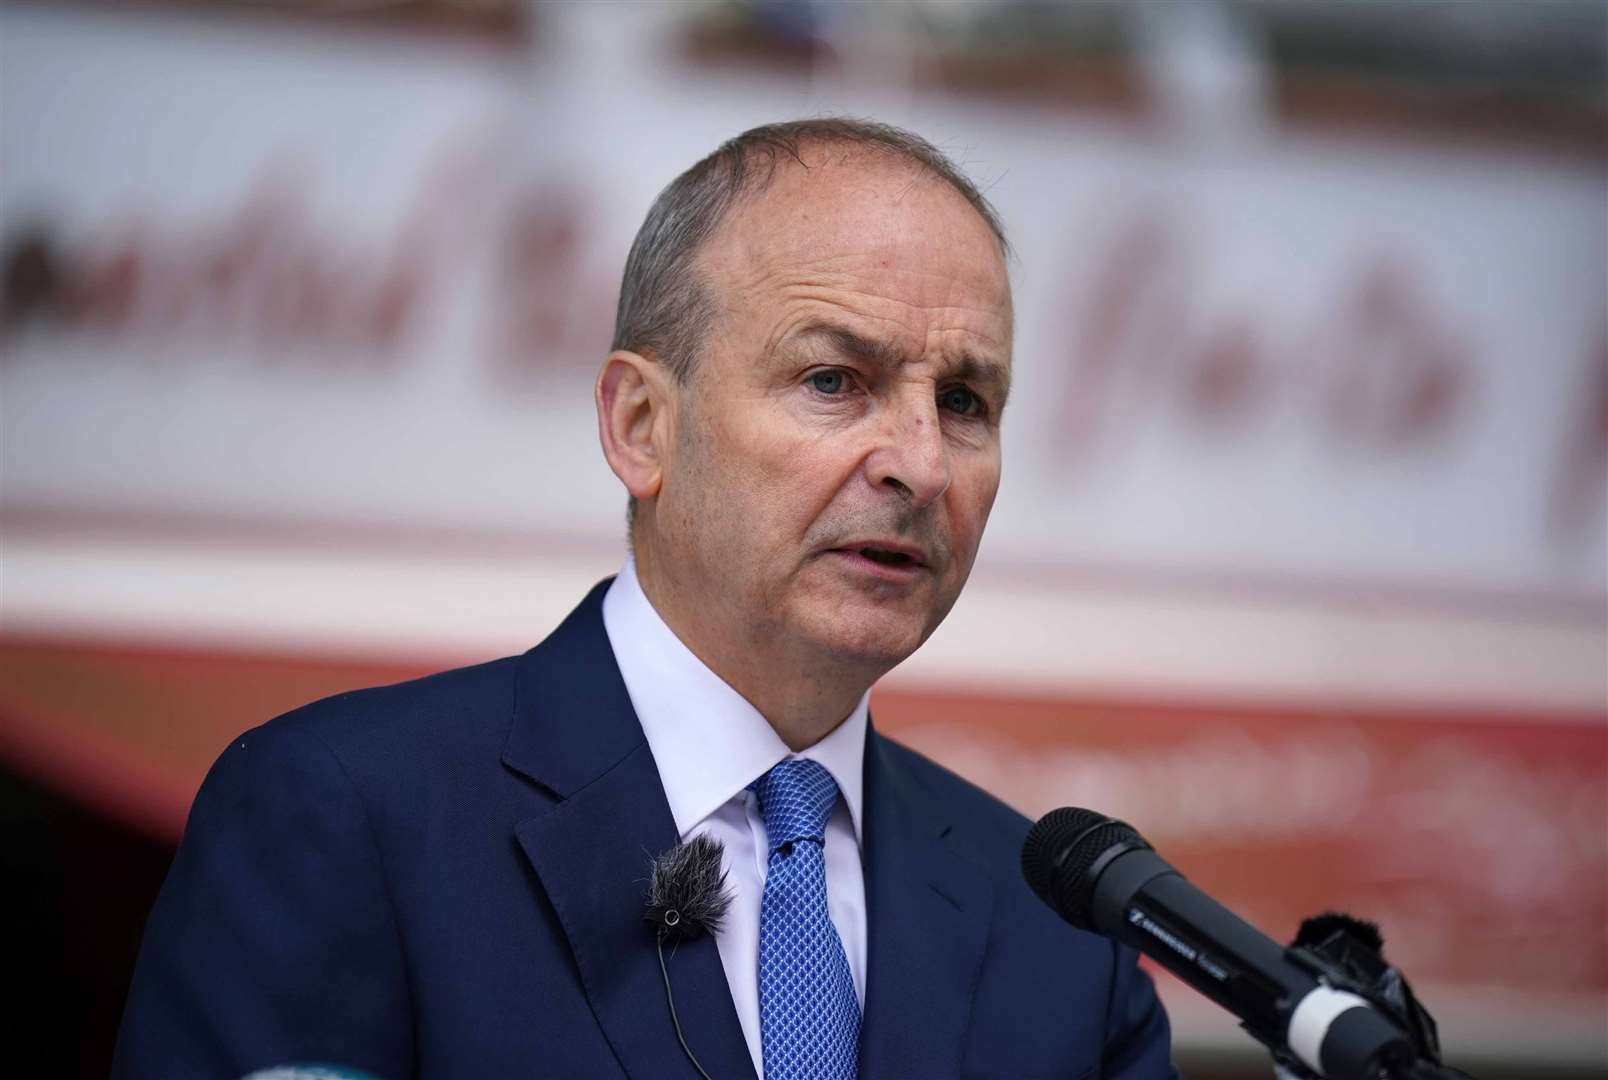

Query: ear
595,349,674,502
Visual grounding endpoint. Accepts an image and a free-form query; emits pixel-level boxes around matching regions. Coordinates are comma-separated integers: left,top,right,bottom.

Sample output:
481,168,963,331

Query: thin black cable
657,931,715,1080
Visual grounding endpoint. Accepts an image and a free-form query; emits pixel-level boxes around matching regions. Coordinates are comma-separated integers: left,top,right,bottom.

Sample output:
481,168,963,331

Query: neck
631,546,878,752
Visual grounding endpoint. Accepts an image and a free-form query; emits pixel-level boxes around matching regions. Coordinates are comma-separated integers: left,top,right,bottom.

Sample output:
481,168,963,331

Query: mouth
855,546,921,568
826,541,930,579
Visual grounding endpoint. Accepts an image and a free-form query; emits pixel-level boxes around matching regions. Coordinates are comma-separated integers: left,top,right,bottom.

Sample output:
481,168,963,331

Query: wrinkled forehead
698,149,1014,326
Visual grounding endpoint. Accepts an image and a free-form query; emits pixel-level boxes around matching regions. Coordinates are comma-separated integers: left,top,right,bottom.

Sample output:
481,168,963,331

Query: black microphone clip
644,834,733,1080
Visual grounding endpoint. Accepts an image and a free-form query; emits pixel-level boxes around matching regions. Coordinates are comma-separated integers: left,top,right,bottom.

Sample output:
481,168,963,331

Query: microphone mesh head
1021,807,1146,930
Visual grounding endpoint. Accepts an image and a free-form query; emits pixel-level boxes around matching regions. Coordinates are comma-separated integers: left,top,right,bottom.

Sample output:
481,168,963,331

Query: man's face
651,151,1013,675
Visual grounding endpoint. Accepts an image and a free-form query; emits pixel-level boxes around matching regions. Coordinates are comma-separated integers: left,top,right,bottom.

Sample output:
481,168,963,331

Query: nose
865,393,951,508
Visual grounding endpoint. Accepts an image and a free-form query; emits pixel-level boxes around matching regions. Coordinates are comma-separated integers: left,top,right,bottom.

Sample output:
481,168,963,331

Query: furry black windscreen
645,834,734,943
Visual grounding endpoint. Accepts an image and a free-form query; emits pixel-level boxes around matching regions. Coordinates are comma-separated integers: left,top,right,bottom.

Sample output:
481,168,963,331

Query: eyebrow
788,321,1012,401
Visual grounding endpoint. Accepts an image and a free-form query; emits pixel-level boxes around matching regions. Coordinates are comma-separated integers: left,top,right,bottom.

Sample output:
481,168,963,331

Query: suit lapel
857,726,996,1079
503,581,757,1080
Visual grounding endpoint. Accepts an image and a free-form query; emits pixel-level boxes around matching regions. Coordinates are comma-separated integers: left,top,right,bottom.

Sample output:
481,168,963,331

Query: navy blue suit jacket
114,581,1175,1078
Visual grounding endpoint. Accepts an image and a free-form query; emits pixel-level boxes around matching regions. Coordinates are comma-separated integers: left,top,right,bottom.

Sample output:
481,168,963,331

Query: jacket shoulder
263,654,524,760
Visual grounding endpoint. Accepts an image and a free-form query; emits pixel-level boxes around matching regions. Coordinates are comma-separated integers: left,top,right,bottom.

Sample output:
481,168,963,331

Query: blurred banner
2,1,1605,1074
4,3,1604,598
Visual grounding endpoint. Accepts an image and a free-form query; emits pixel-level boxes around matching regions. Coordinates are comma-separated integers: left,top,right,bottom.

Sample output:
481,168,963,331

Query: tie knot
751,758,839,853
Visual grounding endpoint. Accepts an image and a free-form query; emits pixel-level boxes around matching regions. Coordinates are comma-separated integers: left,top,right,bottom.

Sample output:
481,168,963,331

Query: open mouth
855,547,917,567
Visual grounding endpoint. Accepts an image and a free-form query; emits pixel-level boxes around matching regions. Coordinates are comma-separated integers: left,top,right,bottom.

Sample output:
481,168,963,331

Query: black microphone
645,835,734,1080
1022,808,1415,1080
646,833,733,943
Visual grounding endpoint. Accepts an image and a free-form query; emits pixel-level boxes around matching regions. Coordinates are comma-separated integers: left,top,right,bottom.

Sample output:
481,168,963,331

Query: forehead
695,148,1013,348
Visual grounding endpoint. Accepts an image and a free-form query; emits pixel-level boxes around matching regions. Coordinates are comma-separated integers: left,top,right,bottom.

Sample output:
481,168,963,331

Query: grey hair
610,117,1010,384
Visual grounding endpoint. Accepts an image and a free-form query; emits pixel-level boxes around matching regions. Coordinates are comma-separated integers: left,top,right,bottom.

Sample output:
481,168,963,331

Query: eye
939,385,983,417
807,369,850,395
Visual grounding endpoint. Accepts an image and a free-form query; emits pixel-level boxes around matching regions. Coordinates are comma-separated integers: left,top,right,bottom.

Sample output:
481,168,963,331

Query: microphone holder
1276,915,1475,1080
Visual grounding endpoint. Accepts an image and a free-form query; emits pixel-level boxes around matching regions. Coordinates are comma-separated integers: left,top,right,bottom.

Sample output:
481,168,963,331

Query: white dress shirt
601,558,869,1076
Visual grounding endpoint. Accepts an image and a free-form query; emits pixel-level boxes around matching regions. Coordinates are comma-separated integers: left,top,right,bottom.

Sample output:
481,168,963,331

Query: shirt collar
601,557,868,843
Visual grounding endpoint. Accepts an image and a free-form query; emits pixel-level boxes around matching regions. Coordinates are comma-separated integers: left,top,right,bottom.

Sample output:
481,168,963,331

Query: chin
796,601,936,673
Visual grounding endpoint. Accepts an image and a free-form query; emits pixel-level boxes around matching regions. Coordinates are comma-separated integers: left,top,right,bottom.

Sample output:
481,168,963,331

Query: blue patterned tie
750,758,860,1080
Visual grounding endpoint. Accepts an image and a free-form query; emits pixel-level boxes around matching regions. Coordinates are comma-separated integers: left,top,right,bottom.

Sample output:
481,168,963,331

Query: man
114,119,1175,1079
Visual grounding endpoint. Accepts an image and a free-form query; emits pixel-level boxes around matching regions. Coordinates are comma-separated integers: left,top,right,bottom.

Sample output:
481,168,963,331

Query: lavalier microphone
645,834,734,1079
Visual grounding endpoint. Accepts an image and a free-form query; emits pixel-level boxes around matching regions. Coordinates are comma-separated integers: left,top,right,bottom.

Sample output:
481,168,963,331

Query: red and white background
1,2,1603,1076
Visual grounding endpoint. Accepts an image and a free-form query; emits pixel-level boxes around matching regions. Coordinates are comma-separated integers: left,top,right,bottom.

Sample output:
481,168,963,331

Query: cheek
948,458,1001,547
732,421,849,525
